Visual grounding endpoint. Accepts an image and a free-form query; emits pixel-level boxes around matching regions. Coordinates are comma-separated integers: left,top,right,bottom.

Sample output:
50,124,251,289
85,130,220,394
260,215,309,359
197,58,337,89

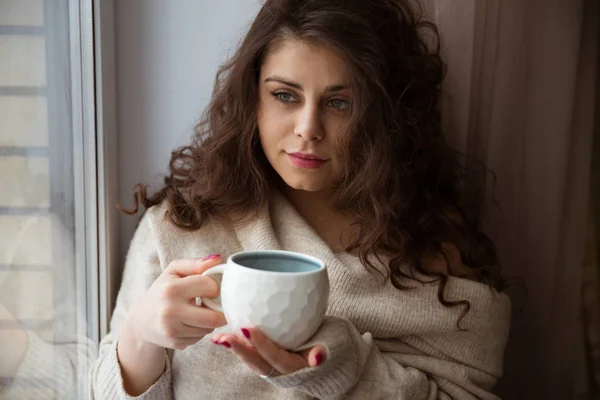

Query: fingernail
241,328,250,339
219,341,231,348
315,353,324,366
202,254,221,262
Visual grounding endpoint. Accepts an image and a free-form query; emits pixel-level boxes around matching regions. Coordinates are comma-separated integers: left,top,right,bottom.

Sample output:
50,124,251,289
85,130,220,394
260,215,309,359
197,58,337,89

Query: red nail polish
241,328,250,339
315,353,324,366
219,341,231,348
202,254,221,262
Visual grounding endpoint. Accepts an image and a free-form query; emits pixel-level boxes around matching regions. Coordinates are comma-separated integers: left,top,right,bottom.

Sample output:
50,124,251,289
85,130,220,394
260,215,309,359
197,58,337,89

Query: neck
279,184,357,253
280,186,335,217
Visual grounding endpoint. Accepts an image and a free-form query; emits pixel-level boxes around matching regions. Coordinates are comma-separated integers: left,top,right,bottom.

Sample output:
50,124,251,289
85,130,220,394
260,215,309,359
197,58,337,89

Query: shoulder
419,241,479,280
445,277,512,373
140,201,219,237
140,200,171,232
137,201,241,265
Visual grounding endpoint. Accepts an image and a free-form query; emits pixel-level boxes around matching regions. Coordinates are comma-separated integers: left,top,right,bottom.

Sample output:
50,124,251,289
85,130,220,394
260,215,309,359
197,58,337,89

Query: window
0,0,102,398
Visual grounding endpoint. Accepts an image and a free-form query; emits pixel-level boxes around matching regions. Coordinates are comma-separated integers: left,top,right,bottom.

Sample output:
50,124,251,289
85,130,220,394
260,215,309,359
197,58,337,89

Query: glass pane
0,0,97,398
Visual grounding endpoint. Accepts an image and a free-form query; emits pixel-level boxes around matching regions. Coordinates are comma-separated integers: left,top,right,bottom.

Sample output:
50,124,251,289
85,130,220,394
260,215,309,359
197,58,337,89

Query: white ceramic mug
200,250,329,350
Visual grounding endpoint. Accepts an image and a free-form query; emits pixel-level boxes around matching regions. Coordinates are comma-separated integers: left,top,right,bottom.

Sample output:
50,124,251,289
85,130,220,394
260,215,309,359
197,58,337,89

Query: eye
272,92,297,103
327,99,350,111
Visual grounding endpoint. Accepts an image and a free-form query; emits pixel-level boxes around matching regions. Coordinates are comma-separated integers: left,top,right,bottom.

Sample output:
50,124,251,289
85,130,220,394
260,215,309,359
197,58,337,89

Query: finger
241,328,307,374
172,274,221,300
178,305,227,329
167,255,222,277
302,345,328,368
214,334,275,376
211,332,228,345
172,337,201,350
176,322,213,339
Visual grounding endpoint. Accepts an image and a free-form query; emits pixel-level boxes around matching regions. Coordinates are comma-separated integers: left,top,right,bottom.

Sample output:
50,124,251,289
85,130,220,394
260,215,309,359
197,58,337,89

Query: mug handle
198,264,227,312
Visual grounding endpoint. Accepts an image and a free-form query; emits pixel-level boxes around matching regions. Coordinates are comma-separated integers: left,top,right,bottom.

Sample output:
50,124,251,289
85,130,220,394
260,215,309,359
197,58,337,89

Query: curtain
424,0,599,398
578,201,600,398
578,60,600,399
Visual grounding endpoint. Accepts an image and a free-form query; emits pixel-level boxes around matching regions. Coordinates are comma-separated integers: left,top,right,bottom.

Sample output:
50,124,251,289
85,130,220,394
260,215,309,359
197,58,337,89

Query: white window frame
92,0,120,341
70,0,119,348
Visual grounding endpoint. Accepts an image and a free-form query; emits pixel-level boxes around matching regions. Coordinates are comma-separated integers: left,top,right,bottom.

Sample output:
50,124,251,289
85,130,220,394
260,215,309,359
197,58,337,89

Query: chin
281,174,326,192
285,181,323,192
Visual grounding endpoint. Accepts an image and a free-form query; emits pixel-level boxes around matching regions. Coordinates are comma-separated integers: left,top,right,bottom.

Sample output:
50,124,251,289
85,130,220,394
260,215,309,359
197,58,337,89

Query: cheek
257,120,278,152
323,120,348,155
257,122,283,162
258,107,292,146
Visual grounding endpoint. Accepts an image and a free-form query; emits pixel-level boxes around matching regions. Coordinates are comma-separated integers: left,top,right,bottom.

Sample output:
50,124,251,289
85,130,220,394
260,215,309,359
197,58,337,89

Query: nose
294,104,323,141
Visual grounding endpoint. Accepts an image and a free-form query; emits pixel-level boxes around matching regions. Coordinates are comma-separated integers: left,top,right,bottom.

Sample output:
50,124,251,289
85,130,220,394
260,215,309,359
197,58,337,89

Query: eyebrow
264,75,348,93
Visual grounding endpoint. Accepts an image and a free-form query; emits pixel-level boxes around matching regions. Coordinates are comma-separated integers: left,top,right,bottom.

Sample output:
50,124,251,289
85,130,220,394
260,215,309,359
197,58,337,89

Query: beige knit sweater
89,192,511,399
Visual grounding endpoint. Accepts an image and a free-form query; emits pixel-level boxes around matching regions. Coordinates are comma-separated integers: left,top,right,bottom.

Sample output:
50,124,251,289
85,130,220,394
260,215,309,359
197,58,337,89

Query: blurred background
0,0,598,399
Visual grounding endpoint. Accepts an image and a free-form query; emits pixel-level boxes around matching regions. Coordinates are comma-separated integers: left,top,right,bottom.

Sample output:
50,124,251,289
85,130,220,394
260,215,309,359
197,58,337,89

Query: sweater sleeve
89,210,173,400
265,316,504,400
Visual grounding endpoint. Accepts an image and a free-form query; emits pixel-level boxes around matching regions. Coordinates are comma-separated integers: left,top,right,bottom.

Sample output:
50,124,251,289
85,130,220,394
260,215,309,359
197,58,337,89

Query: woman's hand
126,255,228,351
211,328,327,378
119,255,228,395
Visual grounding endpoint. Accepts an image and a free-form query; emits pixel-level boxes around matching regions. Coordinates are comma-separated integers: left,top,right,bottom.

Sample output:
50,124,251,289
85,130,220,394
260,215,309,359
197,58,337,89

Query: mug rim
227,250,326,276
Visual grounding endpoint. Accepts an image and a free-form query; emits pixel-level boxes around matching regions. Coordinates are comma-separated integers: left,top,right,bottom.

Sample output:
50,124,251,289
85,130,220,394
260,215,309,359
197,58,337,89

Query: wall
115,0,261,263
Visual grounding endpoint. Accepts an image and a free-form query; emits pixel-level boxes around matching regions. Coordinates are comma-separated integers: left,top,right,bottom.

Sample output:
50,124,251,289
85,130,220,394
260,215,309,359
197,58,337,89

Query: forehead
260,39,351,87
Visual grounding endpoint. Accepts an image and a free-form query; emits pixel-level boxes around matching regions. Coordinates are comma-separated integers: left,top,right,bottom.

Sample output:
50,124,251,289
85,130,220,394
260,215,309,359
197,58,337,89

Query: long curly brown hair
123,0,507,327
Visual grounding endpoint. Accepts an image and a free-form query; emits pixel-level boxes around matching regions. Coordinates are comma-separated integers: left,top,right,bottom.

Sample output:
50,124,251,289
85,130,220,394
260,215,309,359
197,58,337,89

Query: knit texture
89,192,511,399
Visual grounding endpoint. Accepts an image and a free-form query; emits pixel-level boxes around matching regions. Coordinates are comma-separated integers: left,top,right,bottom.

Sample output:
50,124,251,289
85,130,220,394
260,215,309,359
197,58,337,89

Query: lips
287,152,328,169
288,152,326,161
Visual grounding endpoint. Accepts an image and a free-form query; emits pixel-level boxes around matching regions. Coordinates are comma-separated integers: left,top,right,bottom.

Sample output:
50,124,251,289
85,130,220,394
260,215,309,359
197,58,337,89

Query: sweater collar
234,190,340,268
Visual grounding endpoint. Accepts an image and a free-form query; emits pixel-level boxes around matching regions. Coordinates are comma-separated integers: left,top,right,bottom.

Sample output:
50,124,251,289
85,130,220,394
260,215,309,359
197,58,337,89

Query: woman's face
257,39,354,193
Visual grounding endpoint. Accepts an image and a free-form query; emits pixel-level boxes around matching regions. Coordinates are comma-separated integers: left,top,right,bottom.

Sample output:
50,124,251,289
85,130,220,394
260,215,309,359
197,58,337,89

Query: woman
90,0,511,398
